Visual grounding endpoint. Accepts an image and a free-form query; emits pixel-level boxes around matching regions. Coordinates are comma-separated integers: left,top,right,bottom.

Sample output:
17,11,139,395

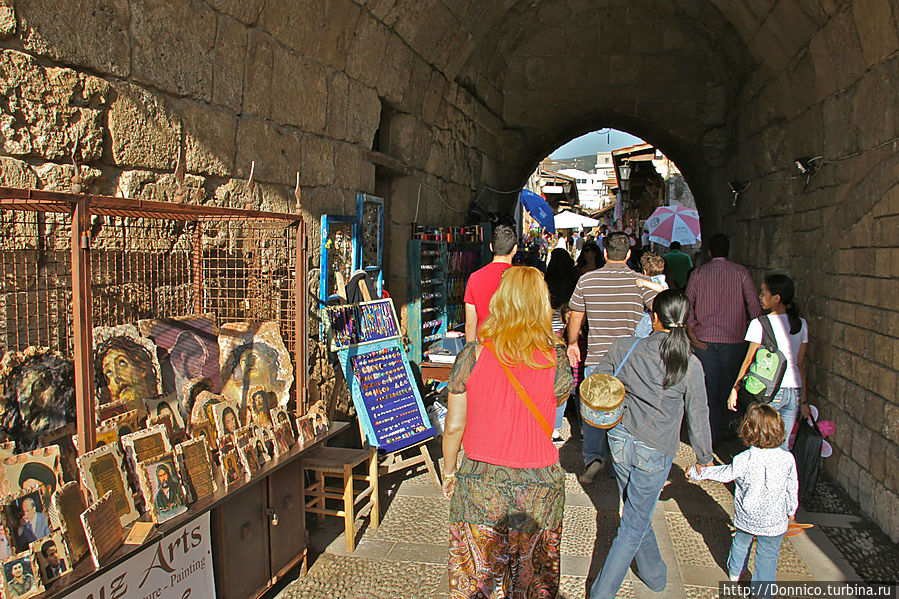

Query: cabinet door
211,481,270,599
267,459,306,578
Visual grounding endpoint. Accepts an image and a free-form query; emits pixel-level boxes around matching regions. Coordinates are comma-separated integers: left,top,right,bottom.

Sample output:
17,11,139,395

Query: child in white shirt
635,252,668,337
689,403,798,596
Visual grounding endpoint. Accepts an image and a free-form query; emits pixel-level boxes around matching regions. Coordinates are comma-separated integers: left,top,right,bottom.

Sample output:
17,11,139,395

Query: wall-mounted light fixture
729,181,750,206
618,161,631,192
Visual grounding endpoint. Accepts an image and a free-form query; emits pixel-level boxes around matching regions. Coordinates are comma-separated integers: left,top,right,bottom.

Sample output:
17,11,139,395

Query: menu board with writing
175,438,217,502
340,340,435,453
76,444,139,527
80,492,124,568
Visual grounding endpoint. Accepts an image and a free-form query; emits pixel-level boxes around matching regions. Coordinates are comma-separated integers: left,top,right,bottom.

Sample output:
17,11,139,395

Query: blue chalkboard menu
329,299,435,454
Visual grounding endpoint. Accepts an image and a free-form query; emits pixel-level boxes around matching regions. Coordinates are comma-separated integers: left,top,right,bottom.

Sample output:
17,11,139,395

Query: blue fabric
693,342,747,443
555,403,565,430
580,365,607,465
590,425,673,598
727,529,784,597
769,387,800,450
635,312,652,338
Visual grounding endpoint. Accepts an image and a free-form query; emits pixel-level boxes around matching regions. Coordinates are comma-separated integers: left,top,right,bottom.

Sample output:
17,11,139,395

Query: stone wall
723,3,899,540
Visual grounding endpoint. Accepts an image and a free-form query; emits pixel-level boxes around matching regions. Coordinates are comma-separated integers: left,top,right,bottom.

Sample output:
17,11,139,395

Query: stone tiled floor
272,419,898,598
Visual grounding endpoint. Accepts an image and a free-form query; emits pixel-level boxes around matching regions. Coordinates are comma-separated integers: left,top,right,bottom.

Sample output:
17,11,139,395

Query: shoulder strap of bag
613,337,643,377
758,314,779,353
483,341,553,439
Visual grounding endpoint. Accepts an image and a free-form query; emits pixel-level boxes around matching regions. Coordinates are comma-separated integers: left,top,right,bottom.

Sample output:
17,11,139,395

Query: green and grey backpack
738,315,788,404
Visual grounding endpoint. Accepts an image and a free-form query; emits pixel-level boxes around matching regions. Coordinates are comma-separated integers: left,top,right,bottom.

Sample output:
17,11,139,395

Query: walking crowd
441,224,808,598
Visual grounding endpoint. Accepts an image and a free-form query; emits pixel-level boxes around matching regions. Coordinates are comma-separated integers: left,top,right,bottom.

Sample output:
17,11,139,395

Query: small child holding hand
689,403,798,596
635,252,667,337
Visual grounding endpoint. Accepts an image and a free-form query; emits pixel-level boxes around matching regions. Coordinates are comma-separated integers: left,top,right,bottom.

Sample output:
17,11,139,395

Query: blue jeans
581,365,607,465
727,529,784,597
590,425,673,599
769,388,800,450
693,342,747,444
555,403,565,430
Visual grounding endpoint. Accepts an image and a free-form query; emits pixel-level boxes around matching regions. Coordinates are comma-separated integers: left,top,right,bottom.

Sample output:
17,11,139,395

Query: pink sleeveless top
462,347,558,469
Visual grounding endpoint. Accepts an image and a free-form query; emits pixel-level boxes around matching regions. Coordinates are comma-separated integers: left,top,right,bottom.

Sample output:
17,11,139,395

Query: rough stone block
212,15,247,112
109,81,181,170
326,71,349,141
346,14,390,89
852,0,898,67
212,178,289,213
130,0,216,101
204,0,264,24
34,162,102,192
0,50,108,161
0,0,14,39
824,10,867,92
117,170,205,203
0,156,38,188
258,0,325,56
319,0,361,70
299,135,334,187
885,403,899,444
179,100,237,177
346,79,381,147
17,0,130,76
271,47,328,134
235,117,300,184
242,31,274,119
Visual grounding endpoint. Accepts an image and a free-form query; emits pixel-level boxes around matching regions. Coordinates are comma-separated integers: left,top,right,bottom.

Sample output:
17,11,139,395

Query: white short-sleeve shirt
744,313,808,388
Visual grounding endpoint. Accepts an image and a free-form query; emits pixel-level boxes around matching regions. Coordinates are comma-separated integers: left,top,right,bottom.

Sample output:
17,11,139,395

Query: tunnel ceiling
366,0,844,193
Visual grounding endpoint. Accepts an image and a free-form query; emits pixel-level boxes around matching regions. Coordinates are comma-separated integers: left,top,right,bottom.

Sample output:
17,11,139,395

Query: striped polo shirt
568,263,656,367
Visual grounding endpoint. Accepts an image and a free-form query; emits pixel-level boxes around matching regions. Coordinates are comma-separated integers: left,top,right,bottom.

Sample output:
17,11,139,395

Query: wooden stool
304,446,379,552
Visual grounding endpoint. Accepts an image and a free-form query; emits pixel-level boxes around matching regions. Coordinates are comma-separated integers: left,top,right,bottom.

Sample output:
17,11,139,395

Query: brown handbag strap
483,341,553,439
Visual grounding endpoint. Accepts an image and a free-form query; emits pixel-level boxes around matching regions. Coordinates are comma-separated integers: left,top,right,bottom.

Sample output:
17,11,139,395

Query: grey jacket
596,332,713,465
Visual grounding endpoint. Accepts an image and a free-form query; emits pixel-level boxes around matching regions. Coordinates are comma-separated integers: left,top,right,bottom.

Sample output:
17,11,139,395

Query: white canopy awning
554,210,600,229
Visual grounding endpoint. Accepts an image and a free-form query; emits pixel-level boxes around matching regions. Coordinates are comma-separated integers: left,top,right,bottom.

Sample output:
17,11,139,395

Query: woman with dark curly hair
94,337,158,409
1,351,75,451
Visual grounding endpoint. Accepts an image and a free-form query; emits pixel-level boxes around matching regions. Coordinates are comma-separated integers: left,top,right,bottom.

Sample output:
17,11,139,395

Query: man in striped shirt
685,233,762,445
567,232,656,483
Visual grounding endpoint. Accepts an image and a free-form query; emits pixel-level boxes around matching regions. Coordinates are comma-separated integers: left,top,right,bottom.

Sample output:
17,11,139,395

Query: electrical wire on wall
413,182,467,223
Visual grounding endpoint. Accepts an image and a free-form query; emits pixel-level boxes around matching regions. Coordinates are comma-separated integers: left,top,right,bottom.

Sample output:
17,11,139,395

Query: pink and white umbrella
645,205,701,246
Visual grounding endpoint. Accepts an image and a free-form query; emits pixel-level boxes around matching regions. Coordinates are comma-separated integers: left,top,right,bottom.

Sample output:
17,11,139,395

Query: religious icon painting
96,409,140,448
1,487,54,553
219,449,243,490
0,550,44,599
75,443,139,528
120,424,172,478
294,416,315,448
138,315,223,419
238,445,260,480
50,482,88,563
0,444,14,459
96,399,130,423
189,421,216,453
211,400,242,440
0,446,63,500
182,377,213,423
146,394,186,433
297,400,330,440
251,431,271,466
0,347,75,453
272,422,294,458
269,407,291,432
190,391,222,427
218,321,294,409
137,452,187,525
92,324,163,413
30,530,70,585
174,438,216,503
246,387,274,428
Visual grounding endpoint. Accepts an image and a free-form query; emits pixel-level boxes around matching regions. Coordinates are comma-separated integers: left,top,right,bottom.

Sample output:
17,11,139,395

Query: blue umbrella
519,189,555,234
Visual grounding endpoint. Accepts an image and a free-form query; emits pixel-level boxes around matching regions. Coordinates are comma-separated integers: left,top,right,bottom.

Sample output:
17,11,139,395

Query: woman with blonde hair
443,266,574,598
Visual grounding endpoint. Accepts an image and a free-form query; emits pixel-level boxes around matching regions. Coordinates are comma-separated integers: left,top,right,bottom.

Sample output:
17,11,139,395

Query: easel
327,281,441,491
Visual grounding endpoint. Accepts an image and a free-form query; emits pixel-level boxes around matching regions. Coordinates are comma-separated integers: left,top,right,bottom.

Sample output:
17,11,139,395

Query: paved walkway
274,420,898,598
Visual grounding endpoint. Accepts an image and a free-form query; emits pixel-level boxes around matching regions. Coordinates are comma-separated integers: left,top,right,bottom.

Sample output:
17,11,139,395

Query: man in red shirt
686,233,762,445
464,224,517,342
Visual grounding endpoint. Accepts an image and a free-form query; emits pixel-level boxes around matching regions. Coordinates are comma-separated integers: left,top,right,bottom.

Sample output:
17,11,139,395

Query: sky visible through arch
549,129,645,159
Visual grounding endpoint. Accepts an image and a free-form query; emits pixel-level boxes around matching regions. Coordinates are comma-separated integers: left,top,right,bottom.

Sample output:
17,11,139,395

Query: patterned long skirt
448,457,565,599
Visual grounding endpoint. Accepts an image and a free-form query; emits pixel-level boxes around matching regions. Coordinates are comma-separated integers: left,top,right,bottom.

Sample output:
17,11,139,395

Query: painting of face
218,321,293,410
93,326,161,410
0,348,75,452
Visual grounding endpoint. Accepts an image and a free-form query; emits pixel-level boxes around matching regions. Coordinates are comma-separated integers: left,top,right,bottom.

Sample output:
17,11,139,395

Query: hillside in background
547,155,597,172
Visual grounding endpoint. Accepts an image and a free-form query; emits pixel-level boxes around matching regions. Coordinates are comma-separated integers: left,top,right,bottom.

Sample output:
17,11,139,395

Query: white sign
66,512,214,599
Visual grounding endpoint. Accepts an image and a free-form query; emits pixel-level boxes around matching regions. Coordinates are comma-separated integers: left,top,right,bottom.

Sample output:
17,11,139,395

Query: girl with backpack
689,403,799,595
727,274,810,449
